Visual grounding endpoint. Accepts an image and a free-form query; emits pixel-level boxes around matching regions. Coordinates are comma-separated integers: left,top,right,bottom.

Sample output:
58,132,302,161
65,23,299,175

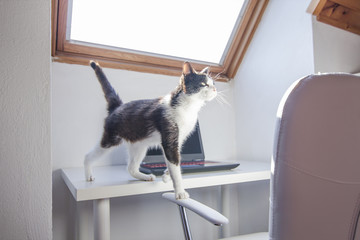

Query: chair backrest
270,73,360,240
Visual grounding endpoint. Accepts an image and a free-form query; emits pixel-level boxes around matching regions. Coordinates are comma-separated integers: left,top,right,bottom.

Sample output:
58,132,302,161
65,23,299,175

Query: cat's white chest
162,93,204,144
174,100,203,144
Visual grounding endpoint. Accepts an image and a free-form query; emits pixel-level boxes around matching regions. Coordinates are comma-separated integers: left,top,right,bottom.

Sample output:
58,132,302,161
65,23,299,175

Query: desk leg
220,185,230,238
93,198,110,240
76,201,92,240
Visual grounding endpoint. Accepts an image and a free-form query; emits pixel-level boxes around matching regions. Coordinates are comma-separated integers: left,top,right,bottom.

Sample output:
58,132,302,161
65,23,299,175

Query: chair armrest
162,192,229,226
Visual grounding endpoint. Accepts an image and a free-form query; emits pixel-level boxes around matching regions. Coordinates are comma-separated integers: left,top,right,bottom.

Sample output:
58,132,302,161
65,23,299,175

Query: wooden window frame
52,0,268,82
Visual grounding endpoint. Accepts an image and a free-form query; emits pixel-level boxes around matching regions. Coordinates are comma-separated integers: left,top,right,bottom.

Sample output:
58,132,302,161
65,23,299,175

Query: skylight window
52,0,269,81
69,0,245,64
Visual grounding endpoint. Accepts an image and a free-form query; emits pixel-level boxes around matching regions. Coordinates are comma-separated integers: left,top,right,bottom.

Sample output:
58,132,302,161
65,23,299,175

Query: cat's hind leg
127,142,156,181
84,142,112,181
162,161,171,183
85,126,122,181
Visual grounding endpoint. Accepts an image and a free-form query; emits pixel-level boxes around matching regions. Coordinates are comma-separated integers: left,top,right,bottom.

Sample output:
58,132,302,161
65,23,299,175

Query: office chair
267,73,360,240
165,73,360,240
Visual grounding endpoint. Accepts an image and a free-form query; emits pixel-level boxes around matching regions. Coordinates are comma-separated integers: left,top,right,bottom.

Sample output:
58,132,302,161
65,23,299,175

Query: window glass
70,0,245,64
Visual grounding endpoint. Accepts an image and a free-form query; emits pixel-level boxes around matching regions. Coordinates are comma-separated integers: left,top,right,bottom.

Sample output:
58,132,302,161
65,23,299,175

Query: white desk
61,160,270,240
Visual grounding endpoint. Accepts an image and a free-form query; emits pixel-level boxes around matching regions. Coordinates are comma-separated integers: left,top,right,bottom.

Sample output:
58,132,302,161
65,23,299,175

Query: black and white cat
84,61,217,199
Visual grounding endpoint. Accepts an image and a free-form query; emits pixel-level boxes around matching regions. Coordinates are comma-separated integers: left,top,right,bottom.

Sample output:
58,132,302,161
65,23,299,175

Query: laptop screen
143,122,205,163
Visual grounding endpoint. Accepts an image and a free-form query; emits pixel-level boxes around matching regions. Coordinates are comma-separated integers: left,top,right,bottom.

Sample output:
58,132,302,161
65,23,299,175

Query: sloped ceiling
309,0,360,35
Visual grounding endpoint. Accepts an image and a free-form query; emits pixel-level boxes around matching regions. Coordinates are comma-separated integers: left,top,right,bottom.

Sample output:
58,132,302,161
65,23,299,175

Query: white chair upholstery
165,73,360,240
268,73,360,240
232,73,360,239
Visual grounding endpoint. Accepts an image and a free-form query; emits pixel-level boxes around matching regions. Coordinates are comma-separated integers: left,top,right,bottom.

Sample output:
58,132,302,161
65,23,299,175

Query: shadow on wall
52,145,128,240
52,170,81,239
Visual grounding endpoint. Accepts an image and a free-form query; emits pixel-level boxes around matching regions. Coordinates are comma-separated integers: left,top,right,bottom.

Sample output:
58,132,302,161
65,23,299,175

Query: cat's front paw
85,169,95,182
144,174,156,181
162,170,171,183
86,175,95,182
176,191,189,200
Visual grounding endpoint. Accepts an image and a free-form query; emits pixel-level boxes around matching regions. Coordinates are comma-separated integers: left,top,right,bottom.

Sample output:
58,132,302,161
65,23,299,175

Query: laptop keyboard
141,161,205,169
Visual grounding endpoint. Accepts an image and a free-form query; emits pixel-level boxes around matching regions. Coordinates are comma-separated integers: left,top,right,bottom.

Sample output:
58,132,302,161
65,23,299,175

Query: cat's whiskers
208,72,230,107
211,70,225,82
215,90,230,106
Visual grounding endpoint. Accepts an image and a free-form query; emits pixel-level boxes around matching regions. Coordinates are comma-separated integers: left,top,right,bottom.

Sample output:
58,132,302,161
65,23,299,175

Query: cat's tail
90,61,123,114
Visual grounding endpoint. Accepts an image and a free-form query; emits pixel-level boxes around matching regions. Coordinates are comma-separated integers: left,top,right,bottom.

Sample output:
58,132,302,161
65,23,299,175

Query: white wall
0,1,52,240
234,0,360,163
312,17,360,74
51,62,237,240
234,0,315,162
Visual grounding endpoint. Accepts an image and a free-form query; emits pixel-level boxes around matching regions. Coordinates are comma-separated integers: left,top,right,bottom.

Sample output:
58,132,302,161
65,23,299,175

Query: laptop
140,122,240,176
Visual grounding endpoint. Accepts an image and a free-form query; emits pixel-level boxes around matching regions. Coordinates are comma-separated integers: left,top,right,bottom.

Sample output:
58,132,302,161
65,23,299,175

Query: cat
84,61,217,199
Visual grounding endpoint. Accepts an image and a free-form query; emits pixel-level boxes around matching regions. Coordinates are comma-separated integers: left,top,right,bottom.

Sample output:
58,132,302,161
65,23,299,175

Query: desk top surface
61,160,271,201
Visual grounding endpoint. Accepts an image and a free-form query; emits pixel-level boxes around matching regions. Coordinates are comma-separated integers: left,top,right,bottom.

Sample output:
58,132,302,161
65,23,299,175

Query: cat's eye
201,82,208,87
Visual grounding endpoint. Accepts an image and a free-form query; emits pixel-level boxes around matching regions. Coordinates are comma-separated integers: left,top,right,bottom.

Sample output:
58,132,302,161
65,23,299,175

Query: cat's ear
200,67,209,75
182,62,194,76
